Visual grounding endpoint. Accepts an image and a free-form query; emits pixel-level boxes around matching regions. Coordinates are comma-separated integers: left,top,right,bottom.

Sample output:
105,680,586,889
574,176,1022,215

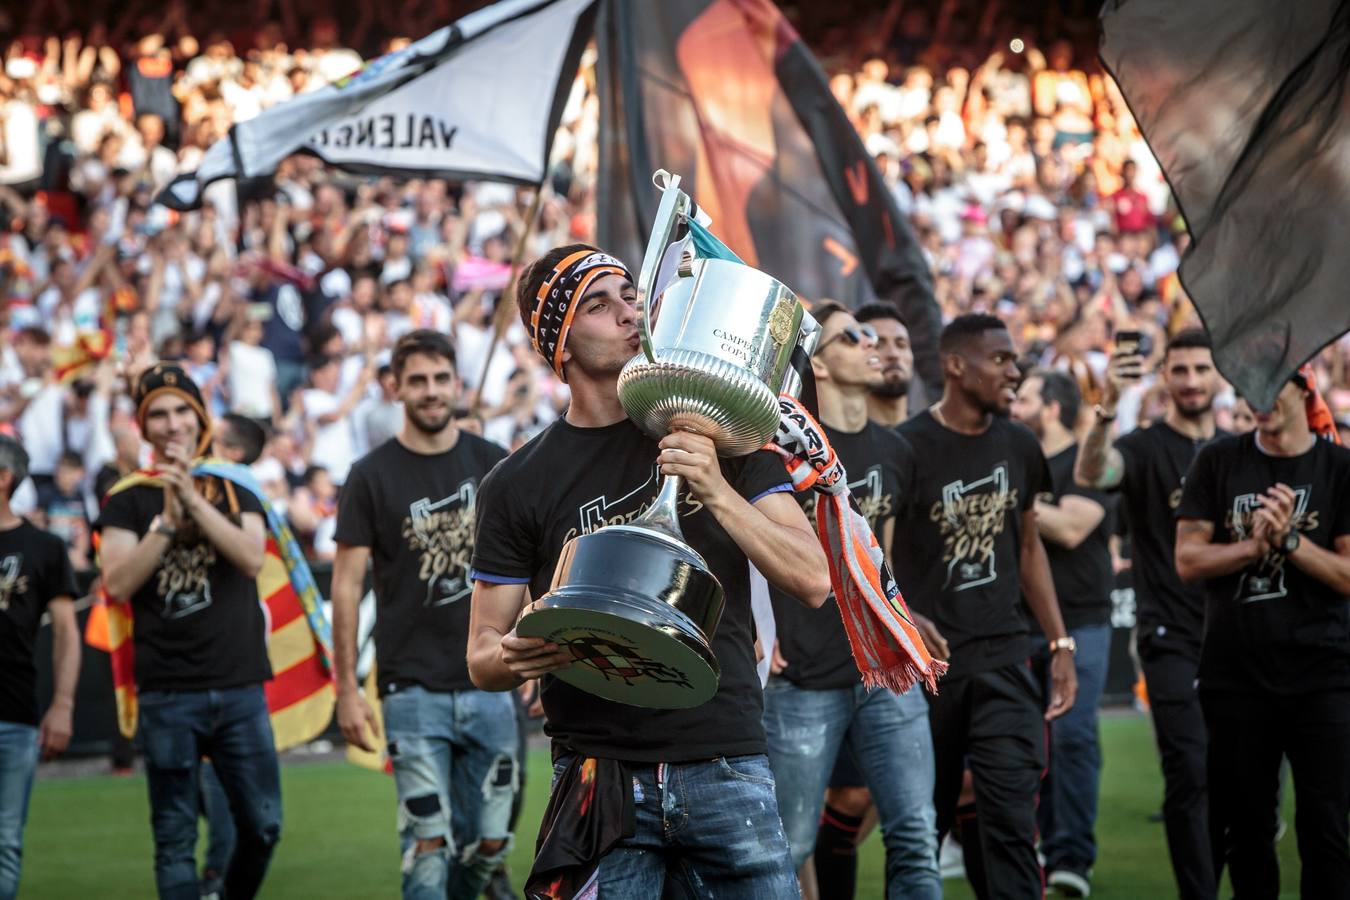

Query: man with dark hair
1075,327,1227,900
854,301,914,427
333,329,517,900
765,302,941,899
96,364,280,900
469,243,829,894
892,312,1077,898
1176,371,1350,898
0,435,80,900
216,414,268,466
1013,368,1115,897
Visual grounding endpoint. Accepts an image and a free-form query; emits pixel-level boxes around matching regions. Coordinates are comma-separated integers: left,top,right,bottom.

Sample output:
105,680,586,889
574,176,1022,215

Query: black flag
1101,0,1350,409
596,0,943,397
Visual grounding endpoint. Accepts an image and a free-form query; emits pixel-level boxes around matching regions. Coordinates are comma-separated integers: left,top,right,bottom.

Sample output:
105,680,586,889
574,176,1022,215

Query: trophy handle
635,170,691,364
781,310,822,400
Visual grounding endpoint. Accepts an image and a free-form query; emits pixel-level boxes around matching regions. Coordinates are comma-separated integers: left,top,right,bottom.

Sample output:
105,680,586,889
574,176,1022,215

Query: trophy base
516,587,720,709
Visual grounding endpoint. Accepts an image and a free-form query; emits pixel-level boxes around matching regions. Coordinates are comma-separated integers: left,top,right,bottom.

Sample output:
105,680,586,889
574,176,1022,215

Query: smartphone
1116,329,1152,358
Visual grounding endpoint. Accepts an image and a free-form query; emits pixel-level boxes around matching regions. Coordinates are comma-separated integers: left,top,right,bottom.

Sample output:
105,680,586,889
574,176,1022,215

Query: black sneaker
1048,866,1092,898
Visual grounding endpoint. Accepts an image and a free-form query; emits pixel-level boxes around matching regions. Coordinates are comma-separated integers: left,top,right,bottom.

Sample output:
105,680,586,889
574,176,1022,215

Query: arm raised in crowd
1074,349,1143,490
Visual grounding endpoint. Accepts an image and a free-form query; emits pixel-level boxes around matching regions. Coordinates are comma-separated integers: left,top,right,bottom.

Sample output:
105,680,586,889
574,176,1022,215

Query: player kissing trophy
515,171,820,708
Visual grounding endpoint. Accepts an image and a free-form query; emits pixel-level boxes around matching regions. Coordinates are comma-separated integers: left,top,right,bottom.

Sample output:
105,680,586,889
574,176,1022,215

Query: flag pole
469,183,547,415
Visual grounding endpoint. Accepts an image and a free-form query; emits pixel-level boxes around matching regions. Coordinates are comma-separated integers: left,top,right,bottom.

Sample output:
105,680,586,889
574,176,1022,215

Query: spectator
225,312,279,424
32,451,91,570
300,353,374,486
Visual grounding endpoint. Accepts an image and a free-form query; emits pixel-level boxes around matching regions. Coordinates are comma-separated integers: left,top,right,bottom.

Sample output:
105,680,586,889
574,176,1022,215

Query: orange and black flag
595,0,943,397
1101,0,1350,410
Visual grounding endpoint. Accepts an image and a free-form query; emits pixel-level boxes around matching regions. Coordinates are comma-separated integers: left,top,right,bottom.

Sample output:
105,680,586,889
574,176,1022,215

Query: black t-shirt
335,435,507,696
94,480,271,692
1177,434,1350,695
471,416,791,763
892,412,1049,678
0,522,78,726
1037,444,1115,632
772,421,907,690
1116,422,1229,649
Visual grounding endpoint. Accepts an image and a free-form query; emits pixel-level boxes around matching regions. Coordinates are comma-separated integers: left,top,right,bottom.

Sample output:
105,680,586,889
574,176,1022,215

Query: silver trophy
515,171,820,709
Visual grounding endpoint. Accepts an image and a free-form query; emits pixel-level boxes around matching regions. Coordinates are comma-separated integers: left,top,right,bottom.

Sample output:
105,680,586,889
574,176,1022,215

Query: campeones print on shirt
1225,485,1314,603
158,543,215,618
564,466,705,542
402,479,478,608
930,463,1020,592
0,554,28,612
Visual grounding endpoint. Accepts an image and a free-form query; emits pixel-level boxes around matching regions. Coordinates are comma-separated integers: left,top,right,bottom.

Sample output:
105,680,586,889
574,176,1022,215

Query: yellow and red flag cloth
86,460,335,750
51,330,114,385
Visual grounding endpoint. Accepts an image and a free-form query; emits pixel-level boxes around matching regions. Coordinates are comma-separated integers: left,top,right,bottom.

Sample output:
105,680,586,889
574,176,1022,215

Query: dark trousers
929,662,1046,899
1202,688,1350,900
1030,623,1112,871
1139,634,1219,900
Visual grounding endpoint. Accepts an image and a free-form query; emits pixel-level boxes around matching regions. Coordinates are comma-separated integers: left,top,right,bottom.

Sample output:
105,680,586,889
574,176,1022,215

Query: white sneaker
1048,868,1092,897
938,834,966,880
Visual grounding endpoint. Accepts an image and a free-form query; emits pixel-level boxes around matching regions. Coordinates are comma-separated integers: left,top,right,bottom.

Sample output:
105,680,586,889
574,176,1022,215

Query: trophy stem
632,474,686,543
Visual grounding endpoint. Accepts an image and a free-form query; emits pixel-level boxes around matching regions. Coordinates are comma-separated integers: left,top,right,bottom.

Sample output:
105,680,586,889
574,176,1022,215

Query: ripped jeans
381,685,518,900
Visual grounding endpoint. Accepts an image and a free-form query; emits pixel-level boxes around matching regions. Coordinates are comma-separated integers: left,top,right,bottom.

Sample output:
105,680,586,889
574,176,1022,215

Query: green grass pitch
21,712,1300,897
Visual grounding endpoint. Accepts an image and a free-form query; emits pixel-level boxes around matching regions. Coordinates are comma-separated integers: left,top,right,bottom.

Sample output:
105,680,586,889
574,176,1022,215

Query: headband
134,362,214,458
529,250,633,381
1295,364,1341,445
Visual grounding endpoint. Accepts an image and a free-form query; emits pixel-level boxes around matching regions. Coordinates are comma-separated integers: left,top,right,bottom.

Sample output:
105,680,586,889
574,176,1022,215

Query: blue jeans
549,754,798,897
137,685,282,900
0,723,38,900
198,760,236,893
1034,622,1112,871
763,679,941,899
382,686,518,900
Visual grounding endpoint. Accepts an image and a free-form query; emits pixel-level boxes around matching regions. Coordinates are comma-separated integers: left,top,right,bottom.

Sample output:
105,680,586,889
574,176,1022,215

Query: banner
1101,0,1350,409
596,0,943,396
160,0,597,209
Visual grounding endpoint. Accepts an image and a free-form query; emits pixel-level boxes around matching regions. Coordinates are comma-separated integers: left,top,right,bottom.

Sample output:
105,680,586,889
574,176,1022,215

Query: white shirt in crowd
301,388,356,484
227,342,278,420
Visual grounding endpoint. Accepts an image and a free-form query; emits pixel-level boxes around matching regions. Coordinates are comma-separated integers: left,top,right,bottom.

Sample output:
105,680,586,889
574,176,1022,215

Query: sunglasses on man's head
816,323,877,353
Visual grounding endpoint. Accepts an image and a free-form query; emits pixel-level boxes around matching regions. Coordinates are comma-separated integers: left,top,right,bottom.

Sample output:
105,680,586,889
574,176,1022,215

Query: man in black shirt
0,436,80,899
468,243,830,895
1013,369,1114,897
97,364,279,900
1177,373,1350,899
892,313,1077,898
765,302,941,899
333,330,517,900
1075,329,1225,900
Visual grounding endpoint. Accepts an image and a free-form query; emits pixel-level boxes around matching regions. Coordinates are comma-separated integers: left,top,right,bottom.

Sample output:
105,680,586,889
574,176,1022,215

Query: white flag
161,0,596,209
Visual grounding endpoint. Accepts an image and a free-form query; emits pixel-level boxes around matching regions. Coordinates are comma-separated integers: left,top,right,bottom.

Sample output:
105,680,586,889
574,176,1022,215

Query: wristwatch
1049,636,1078,656
150,515,178,539
1093,404,1117,423
1279,530,1301,555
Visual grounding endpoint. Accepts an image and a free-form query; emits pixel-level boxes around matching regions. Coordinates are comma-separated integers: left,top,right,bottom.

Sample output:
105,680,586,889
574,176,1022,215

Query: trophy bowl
515,171,819,709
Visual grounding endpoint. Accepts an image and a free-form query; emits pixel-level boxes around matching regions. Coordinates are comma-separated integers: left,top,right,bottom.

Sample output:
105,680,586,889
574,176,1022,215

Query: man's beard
870,375,911,399
407,405,453,435
1172,393,1213,420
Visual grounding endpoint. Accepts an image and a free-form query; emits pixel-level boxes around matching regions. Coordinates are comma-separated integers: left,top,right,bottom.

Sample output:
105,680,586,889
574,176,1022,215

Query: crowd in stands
3,0,1349,571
